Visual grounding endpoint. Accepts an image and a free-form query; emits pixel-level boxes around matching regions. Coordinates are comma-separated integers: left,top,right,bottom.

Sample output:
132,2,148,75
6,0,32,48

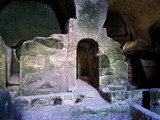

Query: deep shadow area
142,90,150,110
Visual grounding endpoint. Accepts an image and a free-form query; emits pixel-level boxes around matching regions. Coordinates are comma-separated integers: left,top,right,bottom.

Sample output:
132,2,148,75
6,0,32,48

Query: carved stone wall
19,35,68,95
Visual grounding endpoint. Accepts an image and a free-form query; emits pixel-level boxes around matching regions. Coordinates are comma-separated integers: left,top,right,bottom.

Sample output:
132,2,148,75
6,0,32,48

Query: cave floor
14,104,130,120
11,80,131,120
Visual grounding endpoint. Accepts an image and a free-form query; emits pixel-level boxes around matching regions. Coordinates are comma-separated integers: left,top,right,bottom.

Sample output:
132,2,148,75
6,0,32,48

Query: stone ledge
150,88,160,115
99,89,149,113
101,89,146,104
131,104,160,120
14,93,84,109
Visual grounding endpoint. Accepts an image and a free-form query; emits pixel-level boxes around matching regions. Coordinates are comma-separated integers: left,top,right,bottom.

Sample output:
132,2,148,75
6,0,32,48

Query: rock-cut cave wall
0,1,62,75
108,0,160,42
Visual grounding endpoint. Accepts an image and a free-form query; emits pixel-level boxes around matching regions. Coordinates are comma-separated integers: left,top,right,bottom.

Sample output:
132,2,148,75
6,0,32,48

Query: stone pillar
0,37,6,89
67,0,109,89
74,0,109,38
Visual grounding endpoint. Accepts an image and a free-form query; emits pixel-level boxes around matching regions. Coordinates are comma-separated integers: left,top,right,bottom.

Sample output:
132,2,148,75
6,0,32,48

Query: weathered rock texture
98,29,128,91
101,89,143,113
0,37,6,89
109,0,160,41
20,35,68,95
19,0,128,95
75,0,108,37
0,90,13,120
131,104,160,120
0,36,12,89
150,88,160,115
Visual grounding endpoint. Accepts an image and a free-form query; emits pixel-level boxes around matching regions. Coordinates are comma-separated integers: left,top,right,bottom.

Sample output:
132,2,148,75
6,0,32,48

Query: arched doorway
77,39,99,89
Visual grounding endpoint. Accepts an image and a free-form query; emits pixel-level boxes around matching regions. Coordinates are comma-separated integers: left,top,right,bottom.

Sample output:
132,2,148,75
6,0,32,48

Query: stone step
100,89,149,113
13,93,131,120
14,92,111,112
9,74,19,85
14,92,84,109
101,89,146,104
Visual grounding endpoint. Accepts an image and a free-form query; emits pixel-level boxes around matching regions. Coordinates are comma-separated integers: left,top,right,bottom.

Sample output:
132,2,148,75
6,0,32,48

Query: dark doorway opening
77,39,99,89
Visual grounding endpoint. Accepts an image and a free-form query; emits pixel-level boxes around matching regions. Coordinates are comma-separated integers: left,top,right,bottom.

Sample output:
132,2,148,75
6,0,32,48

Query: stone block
0,37,6,89
101,90,143,104
0,36,12,88
150,88,160,115
131,104,160,120
19,36,68,95
20,55,68,95
21,37,63,56
0,53,6,89
74,0,109,36
100,90,144,113
14,93,84,109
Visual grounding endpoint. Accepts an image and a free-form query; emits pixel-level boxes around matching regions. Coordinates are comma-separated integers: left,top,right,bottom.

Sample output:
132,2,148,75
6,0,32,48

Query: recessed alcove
104,12,131,47
76,39,99,89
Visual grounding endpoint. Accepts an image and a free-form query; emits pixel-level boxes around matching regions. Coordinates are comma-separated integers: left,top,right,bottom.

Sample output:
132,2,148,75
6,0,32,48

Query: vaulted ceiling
109,0,160,41
0,0,160,41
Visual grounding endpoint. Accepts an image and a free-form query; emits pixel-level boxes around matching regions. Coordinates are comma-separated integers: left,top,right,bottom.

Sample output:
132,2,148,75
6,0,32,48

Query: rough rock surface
98,29,128,91
0,37,6,89
20,35,68,95
150,88,160,115
75,0,109,36
14,80,131,120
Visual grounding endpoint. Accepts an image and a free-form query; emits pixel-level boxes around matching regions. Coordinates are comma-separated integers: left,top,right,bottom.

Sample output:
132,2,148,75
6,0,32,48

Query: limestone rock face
0,36,11,89
98,29,128,91
66,0,109,88
19,0,127,96
74,0,109,37
101,90,143,113
150,88,160,115
21,37,64,56
20,35,68,95
0,39,6,89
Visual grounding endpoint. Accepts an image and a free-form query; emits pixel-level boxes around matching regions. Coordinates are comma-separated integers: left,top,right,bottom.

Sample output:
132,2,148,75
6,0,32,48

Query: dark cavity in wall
104,12,132,47
142,90,150,110
77,39,99,89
